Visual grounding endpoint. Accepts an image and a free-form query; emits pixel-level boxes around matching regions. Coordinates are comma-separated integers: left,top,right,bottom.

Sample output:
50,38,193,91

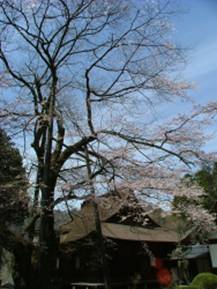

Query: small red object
156,268,172,286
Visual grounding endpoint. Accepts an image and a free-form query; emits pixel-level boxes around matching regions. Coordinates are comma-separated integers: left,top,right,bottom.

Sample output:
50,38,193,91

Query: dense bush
191,273,217,289
176,273,217,289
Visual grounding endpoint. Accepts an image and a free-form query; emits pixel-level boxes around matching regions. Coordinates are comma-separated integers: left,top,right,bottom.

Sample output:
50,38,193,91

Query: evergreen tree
0,128,28,225
193,163,217,213
173,163,217,227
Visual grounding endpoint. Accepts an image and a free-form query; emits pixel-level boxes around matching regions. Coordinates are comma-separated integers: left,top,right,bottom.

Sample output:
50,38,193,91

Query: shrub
191,272,217,289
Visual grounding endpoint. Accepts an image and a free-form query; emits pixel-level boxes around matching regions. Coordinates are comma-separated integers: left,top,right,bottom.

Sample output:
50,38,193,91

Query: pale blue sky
175,0,217,104
9,1,217,154
156,0,217,151
176,0,217,150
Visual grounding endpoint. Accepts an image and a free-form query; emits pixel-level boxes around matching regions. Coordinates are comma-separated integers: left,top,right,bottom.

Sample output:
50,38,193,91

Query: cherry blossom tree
0,1,217,288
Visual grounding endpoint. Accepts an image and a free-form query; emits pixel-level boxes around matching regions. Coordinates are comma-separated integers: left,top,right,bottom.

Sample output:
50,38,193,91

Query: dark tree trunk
39,186,58,289
37,65,58,289
93,201,111,289
13,245,34,289
85,146,111,289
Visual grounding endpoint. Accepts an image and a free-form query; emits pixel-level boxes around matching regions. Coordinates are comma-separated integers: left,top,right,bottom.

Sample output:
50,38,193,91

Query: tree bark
84,146,111,289
38,63,58,289
92,201,111,289
39,185,58,289
13,244,34,289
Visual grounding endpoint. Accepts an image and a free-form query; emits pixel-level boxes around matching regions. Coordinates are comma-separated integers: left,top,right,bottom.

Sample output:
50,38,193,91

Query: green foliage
191,272,217,289
194,164,217,212
176,285,197,289
0,128,28,224
176,273,217,289
173,163,217,216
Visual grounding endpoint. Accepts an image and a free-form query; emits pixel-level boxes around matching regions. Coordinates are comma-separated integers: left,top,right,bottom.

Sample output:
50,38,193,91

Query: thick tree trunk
37,66,58,289
13,245,34,289
39,187,58,289
85,146,111,289
93,201,110,289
